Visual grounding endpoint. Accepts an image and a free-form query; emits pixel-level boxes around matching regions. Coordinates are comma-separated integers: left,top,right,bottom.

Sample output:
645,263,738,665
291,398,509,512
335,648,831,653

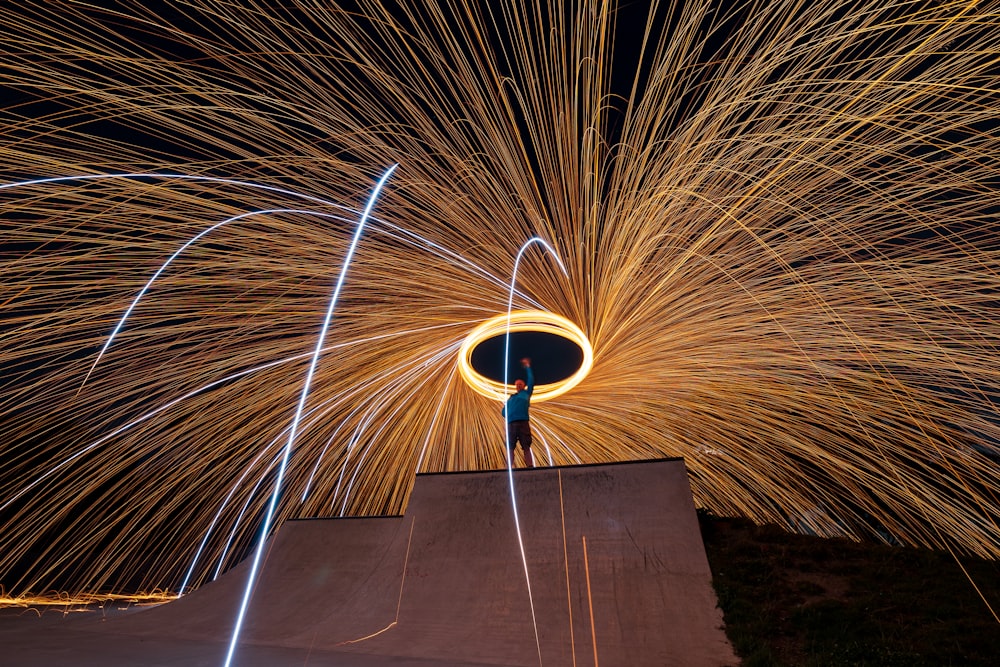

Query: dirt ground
699,513,1000,667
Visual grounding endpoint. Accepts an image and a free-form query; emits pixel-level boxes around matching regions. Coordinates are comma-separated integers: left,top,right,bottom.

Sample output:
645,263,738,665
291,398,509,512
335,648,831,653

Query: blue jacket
502,365,534,422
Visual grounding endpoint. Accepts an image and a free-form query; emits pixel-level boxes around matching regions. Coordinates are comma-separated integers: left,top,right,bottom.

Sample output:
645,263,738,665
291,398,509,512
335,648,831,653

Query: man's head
514,379,526,392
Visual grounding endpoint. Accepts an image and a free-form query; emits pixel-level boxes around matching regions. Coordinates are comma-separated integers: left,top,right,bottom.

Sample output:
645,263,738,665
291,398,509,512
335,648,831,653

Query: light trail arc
224,164,399,667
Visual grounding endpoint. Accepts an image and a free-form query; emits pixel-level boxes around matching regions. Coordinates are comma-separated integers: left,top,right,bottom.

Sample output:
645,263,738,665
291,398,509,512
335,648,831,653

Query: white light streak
503,236,569,667
223,164,398,667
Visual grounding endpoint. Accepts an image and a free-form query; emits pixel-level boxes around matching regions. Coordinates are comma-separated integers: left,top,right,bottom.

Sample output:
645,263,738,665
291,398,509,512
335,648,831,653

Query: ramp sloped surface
3,458,737,666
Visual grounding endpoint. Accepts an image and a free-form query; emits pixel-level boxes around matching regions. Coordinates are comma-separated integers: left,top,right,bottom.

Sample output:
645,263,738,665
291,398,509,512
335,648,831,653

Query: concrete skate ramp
99,514,413,648
3,458,737,666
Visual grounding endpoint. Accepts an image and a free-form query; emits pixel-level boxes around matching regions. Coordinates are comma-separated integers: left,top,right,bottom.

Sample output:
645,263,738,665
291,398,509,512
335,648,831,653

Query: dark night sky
470,331,584,385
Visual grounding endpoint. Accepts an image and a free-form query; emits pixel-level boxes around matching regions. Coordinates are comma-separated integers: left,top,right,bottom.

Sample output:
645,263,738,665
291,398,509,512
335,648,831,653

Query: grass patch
700,513,1000,666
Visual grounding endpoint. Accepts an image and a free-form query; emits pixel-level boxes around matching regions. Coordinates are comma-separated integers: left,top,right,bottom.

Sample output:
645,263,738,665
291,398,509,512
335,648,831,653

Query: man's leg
520,421,534,468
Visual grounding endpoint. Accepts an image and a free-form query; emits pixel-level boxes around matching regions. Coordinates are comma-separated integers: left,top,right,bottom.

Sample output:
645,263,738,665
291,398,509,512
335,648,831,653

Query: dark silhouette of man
502,357,534,467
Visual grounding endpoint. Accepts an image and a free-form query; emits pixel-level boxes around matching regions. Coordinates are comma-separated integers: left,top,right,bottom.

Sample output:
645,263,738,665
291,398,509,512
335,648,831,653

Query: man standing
502,357,534,468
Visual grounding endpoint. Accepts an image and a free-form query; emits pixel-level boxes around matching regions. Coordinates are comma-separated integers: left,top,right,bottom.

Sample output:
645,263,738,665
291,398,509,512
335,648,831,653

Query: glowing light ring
458,310,593,402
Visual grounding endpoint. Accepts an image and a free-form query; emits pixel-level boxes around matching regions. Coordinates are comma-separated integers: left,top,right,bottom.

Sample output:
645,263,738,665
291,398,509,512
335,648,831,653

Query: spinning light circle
457,310,594,402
